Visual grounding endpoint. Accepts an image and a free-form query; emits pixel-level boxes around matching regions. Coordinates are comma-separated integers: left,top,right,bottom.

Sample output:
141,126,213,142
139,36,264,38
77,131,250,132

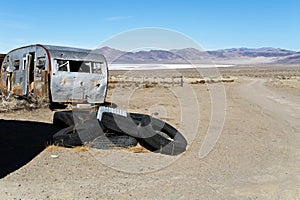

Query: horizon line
0,44,299,54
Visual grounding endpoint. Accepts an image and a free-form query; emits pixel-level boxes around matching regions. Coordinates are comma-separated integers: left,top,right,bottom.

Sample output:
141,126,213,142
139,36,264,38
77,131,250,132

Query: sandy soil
0,67,299,199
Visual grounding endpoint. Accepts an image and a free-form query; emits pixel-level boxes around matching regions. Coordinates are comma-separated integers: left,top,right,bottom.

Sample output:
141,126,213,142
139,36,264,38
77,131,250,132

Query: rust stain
12,85,22,95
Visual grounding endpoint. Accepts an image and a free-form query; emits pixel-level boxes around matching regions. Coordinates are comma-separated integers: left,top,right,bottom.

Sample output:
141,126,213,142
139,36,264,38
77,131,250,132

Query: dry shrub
127,144,150,153
198,78,235,84
107,83,116,89
221,79,235,83
0,93,49,112
108,80,119,84
45,144,64,152
143,82,158,88
190,80,206,84
46,144,89,152
73,145,89,152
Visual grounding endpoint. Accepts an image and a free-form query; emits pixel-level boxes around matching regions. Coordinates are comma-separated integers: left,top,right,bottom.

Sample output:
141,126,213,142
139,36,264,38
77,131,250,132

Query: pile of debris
0,94,187,155
0,93,48,112
53,107,188,155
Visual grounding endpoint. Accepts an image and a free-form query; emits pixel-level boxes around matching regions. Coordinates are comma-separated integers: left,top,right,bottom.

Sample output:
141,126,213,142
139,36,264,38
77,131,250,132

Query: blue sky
0,0,299,52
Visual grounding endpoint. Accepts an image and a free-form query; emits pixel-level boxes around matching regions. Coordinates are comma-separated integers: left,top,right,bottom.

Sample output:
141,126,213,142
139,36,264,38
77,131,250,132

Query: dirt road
0,77,299,199
230,79,300,199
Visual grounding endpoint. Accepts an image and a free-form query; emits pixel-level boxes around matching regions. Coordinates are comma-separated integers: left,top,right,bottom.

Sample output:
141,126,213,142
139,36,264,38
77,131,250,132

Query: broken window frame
55,59,103,74
70,60,91,73
56,60,70,72
36,57,46,68
35,57,46,78
14,60,20,71
2,61,8,72
92,62,103,74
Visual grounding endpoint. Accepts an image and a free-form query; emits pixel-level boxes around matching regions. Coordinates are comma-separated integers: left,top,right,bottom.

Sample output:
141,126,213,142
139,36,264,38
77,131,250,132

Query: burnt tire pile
53,108,187,155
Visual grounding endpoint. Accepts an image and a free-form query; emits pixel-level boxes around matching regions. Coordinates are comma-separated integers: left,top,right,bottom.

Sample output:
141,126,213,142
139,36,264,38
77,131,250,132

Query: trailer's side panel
33,45,50,99
51,71,107,103
2,46,31,95
0,49,25,95
0,45,50,98
0,54,6,93
49,51,108,104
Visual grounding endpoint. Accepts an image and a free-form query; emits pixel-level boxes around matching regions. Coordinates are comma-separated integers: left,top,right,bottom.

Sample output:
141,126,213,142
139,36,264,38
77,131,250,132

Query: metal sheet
51,71,107,103
1,44,108,104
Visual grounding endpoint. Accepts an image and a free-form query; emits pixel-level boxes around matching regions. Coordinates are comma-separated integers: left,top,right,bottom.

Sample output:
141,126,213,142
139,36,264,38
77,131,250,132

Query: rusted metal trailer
0,44,108,104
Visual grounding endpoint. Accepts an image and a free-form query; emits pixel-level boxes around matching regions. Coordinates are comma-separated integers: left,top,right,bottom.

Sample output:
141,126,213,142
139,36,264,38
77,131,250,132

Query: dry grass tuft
72,145,89,152
143,83,158,88
127,144,150,153
190,80,206,84
46,144,89,152
45,144,64,152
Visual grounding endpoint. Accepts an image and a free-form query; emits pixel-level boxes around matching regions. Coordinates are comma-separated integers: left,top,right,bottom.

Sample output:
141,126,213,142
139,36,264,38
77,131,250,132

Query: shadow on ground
0,120,60,179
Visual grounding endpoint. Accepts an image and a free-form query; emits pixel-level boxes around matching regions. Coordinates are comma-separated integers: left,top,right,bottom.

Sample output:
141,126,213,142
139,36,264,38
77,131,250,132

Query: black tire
75,119,105,142
100,112,187,155
53,111,75,128
91,134,138,149
53,126,82,147
53,121,137,149
53,110,97,128
53,119,105,147
100,112,152,138
54,108,187,154
138,120,187,155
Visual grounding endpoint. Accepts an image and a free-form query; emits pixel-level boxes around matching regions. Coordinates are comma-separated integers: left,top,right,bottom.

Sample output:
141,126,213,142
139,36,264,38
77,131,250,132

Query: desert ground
0,66,299,199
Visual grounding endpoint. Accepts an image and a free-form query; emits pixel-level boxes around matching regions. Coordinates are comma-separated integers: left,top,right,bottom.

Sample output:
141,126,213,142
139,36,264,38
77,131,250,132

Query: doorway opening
28,52,35,93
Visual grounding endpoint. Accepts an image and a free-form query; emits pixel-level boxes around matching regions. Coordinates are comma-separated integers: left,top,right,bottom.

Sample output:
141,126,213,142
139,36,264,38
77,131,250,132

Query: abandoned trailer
0,44,108,104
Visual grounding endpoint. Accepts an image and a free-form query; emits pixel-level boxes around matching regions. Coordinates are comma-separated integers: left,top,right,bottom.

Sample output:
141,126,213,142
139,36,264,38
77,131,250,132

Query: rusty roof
41,44,106,62
5,44,106,63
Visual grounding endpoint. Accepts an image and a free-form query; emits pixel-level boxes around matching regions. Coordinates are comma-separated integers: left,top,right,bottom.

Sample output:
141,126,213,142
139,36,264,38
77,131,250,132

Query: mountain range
95,46,300,65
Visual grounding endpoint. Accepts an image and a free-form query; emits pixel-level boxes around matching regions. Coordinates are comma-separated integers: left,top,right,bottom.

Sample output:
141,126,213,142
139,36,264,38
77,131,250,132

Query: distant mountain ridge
95,46,299,65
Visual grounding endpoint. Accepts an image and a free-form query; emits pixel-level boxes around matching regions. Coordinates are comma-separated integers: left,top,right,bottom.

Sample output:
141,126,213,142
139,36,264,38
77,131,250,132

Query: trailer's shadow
0,120,60,179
